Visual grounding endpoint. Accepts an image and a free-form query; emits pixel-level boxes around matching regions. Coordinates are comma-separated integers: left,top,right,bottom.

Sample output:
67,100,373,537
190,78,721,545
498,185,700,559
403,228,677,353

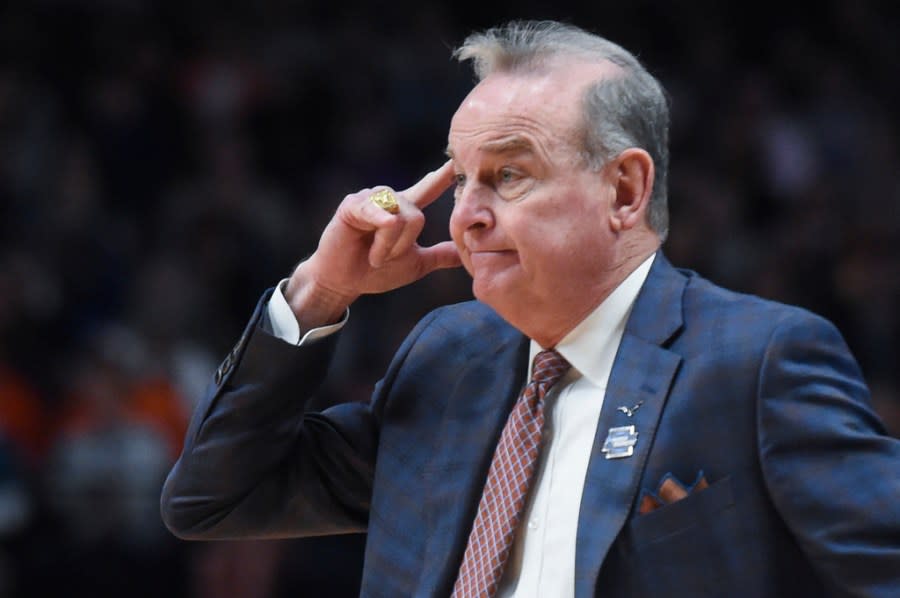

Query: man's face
448,62,621,341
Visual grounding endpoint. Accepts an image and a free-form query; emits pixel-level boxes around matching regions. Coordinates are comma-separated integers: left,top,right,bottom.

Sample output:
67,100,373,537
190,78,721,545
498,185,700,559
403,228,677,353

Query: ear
608,148,654,233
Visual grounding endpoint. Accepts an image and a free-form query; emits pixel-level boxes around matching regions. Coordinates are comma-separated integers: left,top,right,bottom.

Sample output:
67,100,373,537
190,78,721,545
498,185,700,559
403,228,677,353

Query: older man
162,21,900,598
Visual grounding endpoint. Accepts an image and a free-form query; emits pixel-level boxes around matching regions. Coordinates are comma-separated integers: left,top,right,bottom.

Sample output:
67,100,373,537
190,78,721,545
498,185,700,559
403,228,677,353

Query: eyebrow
481,136,535,155
445,135,536,159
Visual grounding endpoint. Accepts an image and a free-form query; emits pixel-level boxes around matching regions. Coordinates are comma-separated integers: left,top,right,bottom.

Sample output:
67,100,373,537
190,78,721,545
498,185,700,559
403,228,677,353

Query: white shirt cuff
267,279,349,346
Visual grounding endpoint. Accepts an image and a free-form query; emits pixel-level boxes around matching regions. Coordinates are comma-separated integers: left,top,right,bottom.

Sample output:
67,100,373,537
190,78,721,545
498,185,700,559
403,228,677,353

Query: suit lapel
574,253,686,598
419,327,530,596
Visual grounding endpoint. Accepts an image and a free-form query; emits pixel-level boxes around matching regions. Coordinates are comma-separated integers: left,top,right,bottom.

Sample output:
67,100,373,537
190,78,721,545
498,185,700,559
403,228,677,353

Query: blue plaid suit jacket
162,252,900,597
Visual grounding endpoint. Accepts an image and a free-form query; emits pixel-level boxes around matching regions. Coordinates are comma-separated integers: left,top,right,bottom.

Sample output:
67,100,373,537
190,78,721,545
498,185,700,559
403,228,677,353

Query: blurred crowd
0,1,897,596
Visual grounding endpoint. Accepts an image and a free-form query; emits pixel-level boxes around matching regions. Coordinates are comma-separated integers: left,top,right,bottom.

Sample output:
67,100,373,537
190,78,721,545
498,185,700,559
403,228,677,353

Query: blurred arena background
0,1,897,596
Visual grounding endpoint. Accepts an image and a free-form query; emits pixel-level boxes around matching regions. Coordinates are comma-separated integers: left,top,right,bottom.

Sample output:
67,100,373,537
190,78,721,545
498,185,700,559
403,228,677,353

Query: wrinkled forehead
448,59,620,152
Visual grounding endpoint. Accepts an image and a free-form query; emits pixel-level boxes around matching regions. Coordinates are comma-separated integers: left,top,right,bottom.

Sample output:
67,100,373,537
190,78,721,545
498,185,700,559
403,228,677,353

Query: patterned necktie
452,349,571,598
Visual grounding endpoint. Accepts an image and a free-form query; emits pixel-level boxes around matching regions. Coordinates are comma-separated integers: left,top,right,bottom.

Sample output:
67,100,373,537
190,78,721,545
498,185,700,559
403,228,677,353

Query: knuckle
344,189,365,203
380,220,404,239
408,212,425,233
408,210,425,226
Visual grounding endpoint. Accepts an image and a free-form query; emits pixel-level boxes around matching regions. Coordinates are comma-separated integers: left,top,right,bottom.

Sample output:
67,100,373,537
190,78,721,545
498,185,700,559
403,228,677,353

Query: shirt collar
528,253,655,389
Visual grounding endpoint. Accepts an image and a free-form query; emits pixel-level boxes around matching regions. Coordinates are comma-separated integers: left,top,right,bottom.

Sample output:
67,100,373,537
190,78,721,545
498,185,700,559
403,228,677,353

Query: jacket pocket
618,476,739,597
629,475,735,547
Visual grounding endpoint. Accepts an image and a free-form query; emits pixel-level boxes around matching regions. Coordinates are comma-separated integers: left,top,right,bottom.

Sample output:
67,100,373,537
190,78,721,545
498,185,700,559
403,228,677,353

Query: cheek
448,209,465,248
517,214,597,275
448,206,460,236
447,209,473,272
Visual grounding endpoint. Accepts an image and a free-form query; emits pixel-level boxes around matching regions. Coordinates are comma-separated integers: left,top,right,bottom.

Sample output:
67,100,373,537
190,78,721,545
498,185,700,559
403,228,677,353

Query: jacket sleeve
757,310,900,598
159,290,422,540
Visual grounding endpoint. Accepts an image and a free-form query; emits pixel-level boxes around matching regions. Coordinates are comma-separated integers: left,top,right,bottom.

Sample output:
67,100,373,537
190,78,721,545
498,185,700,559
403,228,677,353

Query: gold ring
370,189,400,214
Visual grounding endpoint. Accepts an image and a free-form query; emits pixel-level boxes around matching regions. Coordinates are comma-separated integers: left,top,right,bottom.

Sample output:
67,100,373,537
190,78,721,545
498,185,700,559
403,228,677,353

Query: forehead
448,60,618,157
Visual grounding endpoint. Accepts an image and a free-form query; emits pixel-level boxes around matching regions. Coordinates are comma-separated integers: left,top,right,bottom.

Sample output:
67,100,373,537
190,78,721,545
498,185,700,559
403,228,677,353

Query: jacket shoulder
678,268,833,334
421,300,520,344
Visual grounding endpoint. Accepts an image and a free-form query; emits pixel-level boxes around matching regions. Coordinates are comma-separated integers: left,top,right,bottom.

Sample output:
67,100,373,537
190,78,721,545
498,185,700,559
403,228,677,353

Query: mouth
468,248,515,257
467,249,517,267
469,249,512,255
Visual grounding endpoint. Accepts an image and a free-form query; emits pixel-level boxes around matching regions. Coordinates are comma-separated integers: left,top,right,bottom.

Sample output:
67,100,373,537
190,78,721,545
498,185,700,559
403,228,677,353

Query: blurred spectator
33,325,185,596
0,434,33,597
189,541,284,598
44,346,173,543
0,1,897,595
0,364,46,466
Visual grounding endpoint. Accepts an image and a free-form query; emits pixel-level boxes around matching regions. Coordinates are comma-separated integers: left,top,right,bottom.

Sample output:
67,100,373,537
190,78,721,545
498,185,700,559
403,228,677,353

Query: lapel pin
602,425,638,459
616,401,644,417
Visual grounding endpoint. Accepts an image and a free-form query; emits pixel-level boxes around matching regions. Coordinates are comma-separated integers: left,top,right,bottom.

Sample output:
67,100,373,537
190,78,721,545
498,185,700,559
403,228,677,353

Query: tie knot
531,349,571,387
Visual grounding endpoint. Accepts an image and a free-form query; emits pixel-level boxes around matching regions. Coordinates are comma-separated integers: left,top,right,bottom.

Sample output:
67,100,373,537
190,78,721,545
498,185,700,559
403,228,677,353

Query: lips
468,249,517,268
468,248,514,256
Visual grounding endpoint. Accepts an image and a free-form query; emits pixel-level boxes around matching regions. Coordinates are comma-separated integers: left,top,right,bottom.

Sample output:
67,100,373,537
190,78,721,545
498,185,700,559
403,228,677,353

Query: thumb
417,241,463,276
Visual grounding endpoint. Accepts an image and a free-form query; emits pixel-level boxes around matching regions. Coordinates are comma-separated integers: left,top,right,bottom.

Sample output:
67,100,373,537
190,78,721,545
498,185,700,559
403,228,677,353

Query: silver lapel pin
602,425,638,459
616,401,644,417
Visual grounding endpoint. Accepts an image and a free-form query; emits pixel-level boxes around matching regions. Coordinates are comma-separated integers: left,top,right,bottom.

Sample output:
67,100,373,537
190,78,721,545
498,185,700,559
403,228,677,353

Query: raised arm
284,160,460,334
160,164,460,540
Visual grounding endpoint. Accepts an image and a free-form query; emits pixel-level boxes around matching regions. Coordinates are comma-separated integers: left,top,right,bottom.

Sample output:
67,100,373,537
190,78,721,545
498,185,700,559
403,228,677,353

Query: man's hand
284,161,461,331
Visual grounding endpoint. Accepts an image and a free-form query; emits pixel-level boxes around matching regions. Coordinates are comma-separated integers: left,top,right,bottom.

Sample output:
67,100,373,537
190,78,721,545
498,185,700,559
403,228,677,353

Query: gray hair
454,20,670,240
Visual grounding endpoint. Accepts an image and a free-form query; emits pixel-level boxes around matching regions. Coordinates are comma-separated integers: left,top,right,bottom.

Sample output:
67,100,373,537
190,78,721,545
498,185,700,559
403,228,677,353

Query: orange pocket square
638,471,709,515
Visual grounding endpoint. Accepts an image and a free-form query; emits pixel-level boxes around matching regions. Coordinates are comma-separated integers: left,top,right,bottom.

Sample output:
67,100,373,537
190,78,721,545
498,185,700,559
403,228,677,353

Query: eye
499,168,518,183
454,173,467,188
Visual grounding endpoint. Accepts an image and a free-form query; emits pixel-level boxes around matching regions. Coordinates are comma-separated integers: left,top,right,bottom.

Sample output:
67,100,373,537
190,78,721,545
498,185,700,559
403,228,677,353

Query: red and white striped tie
452,349,571,598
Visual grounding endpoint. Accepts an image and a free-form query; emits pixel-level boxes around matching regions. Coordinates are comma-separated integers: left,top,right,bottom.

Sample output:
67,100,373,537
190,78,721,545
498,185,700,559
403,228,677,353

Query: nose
450,183,494,237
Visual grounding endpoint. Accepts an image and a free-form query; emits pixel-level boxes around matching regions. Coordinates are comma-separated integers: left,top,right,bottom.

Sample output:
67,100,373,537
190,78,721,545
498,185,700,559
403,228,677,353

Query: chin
471,278,497,306
471,278,515,315
471,279,488,303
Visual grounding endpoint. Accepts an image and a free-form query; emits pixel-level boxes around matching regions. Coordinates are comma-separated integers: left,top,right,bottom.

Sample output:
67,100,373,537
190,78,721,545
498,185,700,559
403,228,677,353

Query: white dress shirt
267,280,348,345
497,254,654,597
267,254,655,596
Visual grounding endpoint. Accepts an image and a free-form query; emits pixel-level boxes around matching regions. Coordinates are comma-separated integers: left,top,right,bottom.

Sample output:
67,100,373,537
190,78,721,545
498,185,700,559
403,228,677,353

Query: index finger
400,160,455,209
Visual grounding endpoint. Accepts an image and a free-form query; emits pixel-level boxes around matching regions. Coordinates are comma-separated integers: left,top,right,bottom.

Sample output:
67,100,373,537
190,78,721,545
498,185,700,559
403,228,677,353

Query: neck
527,238,658,348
